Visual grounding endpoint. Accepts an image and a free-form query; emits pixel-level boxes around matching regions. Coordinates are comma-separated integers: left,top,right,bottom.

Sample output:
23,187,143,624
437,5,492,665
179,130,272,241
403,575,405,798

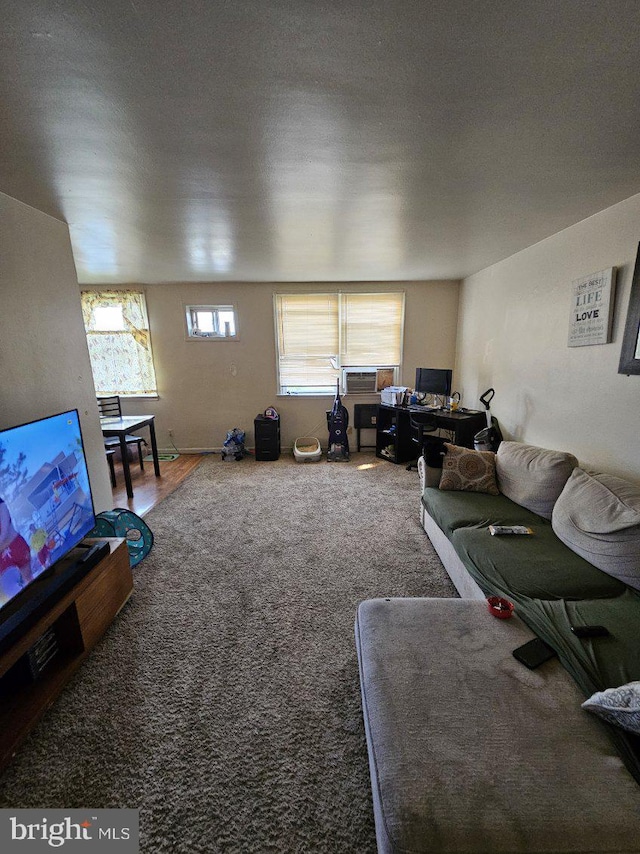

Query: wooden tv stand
0,538,133,771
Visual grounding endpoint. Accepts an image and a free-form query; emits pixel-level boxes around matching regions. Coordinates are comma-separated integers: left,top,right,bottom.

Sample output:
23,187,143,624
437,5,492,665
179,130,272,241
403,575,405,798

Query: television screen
0,410,95,616
415,368,453,396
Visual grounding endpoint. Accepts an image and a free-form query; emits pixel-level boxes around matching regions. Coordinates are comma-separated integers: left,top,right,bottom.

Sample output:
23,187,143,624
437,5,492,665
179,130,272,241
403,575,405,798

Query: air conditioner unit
343,368,378,394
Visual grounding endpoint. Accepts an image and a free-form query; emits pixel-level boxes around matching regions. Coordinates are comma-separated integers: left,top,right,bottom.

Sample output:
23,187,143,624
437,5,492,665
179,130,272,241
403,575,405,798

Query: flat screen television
0,410,96,651
415,368,453,397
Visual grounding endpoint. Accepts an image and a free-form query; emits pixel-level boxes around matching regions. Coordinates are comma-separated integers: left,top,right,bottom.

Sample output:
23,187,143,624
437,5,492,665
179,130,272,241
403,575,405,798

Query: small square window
185,305,238,340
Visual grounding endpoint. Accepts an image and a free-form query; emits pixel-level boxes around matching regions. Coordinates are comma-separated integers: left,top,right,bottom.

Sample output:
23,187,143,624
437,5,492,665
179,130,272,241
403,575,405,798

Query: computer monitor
415,368,452,397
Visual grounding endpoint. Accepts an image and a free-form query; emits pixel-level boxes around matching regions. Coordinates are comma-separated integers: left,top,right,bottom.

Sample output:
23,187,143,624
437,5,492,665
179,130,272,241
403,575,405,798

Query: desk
100,415,160,498
376,405,486,464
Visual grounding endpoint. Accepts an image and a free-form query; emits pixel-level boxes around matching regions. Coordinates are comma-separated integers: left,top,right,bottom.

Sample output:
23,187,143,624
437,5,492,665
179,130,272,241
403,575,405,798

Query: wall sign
568,267,616,347
618,241,640,375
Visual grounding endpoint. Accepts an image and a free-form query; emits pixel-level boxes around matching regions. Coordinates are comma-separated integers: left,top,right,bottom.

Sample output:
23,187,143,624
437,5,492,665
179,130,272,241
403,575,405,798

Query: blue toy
88,508,154,568
222,427,246,461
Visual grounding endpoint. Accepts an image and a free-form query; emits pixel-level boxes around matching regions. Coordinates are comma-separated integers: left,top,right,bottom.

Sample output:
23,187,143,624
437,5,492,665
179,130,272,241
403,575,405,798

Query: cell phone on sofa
570,625,611,639
513,638,557,669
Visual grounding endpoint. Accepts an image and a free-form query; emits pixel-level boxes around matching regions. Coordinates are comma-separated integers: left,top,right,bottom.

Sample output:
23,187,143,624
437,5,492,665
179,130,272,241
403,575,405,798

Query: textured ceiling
2,1,640,284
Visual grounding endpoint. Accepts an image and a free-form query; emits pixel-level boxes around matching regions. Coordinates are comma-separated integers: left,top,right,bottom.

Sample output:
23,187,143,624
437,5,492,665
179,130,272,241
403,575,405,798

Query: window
274,292,405,395
185,304,238,339
81,290,158,396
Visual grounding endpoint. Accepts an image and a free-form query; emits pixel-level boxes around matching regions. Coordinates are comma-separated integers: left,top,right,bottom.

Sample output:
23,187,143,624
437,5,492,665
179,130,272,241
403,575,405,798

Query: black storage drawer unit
254,414,280,461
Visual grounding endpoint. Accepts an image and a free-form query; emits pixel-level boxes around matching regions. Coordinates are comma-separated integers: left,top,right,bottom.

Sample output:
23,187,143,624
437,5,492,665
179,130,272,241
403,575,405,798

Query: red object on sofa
487,596,514,619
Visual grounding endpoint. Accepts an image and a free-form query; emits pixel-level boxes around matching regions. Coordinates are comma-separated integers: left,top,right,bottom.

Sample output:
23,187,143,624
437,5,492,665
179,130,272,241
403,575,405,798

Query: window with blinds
81,290,158,396
274,292,405,395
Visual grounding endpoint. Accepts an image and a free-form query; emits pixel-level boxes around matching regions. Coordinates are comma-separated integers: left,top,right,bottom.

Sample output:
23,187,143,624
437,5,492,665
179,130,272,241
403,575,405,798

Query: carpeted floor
0,453,457,853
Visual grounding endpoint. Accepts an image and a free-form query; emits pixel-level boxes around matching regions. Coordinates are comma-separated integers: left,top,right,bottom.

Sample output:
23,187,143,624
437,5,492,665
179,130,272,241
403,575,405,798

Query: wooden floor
110,453,203,516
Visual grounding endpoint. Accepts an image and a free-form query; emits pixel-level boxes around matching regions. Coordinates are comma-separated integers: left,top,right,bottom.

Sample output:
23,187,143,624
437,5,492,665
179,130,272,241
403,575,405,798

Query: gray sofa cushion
355,598,640,853
552,468,640,591
496,442,578,520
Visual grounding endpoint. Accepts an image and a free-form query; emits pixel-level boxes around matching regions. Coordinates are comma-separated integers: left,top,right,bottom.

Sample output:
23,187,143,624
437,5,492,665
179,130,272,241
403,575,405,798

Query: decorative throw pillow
496,442,578,519
439,443,499,495
582,681,640,735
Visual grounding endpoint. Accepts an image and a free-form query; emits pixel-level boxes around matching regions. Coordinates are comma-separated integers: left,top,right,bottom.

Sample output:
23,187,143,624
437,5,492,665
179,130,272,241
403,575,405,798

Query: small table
100,415,160,499
354,403,378,451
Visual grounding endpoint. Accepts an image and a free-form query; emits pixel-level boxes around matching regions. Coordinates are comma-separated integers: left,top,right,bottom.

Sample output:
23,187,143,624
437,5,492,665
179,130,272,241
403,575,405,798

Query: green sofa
356,442,640,853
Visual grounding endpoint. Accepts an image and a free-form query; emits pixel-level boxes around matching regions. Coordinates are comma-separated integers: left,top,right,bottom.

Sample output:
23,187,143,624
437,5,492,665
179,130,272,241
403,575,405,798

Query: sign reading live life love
568,267,616,347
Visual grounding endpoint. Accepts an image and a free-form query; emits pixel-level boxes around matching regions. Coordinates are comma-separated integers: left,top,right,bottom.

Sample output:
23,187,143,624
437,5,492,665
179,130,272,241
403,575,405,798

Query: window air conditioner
343,368,378,394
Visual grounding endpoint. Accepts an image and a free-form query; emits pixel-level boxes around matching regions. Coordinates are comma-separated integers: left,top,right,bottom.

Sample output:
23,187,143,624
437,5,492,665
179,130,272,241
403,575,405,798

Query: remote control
489,525,533,536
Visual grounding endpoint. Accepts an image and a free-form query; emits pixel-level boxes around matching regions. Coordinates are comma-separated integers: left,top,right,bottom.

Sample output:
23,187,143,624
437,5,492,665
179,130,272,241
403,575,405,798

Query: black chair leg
106,451,116,488
137,441,144,470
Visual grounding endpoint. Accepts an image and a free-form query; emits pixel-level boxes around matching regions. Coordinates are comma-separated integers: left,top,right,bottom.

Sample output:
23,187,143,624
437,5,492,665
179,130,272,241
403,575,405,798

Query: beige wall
112,280,460,452
456,193,640,482
0,192,113,513
7,180,639,487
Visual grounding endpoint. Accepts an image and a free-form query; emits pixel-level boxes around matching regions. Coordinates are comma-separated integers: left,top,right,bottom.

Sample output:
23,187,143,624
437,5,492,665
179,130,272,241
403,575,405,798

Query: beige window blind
81,290,158,396
340,293,404,365
275,293,339,393
275,291,405,394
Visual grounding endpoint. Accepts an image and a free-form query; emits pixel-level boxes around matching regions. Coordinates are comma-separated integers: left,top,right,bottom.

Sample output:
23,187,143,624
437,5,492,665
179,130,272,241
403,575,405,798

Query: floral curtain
81,290,158,395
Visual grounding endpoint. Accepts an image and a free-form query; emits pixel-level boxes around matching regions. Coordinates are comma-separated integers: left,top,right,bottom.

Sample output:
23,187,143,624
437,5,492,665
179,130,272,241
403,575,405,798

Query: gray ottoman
355,598,640,853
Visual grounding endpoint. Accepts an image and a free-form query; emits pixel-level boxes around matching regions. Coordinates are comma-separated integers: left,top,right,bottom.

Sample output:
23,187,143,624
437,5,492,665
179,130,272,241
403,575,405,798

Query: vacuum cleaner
473,388,503,452
327,380,350,462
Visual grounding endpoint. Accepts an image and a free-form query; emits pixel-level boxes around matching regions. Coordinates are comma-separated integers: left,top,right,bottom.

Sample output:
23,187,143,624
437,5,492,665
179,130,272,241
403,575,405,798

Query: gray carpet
0,453,457,852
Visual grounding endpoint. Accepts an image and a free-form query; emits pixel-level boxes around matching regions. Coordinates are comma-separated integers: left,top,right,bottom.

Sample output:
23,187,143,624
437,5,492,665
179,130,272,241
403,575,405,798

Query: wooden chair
97,395,122,418
98,396,147,471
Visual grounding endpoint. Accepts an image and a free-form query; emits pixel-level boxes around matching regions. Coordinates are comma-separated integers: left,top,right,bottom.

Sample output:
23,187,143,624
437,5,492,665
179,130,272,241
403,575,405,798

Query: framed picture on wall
567,267,616,347
618,242,640,375
375,368,395,391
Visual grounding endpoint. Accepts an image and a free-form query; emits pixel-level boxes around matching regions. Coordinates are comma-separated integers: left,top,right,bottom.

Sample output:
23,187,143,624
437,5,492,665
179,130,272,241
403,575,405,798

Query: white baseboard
157,446,295,456
158,447,221,455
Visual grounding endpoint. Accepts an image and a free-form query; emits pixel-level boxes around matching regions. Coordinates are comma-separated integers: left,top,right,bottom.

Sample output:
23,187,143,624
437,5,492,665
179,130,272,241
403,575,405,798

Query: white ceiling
3,1,640,284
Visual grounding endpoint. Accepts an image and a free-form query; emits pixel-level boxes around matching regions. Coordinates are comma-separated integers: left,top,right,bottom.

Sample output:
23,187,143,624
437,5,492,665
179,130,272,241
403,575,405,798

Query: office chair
406,412,438,471
97,396,147,471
